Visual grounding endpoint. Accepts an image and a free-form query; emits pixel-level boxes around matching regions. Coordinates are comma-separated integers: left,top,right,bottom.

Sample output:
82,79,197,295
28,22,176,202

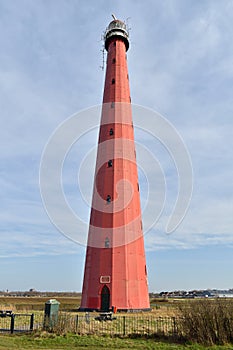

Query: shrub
178,299,233,345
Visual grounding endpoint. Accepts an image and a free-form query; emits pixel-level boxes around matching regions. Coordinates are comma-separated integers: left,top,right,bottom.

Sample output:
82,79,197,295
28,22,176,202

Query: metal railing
0,311,180,337
55,314,179,336
0,311,34,334
76,315,177,336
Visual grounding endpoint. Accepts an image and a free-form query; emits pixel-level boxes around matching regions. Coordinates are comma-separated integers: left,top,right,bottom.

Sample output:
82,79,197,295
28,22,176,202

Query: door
101,285,110,311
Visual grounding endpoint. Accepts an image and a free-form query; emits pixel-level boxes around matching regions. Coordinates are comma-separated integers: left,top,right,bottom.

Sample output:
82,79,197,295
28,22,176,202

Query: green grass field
0,334,232,350
1,297,233,349
0,296,177,317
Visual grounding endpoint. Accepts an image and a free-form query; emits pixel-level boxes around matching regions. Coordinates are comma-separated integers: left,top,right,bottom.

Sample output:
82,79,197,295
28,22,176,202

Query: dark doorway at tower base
101,285,110,311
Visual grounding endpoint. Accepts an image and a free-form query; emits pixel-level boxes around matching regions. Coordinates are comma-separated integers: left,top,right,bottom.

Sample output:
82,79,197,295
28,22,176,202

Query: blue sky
0,0,233,292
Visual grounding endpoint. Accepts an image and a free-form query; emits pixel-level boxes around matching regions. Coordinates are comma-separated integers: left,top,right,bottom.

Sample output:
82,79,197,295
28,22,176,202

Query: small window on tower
111,102,115,109
113,42,116,46
108,160,113,167
137,183,139,191
109,128,114,136
106,195,111,203
105,237,110,248
112,78,115,84
112,58,116,63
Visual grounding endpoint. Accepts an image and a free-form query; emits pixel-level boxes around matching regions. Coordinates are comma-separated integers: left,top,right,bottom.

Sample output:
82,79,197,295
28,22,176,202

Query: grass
1,297,233,348
0,333,232,350
0,296,176,317
0,296,81,312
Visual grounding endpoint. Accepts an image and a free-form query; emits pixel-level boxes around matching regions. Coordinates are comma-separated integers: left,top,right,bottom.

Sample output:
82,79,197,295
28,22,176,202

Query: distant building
217,293,233,298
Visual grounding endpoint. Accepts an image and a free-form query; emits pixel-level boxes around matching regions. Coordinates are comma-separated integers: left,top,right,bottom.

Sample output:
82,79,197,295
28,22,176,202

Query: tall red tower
80,17,150,311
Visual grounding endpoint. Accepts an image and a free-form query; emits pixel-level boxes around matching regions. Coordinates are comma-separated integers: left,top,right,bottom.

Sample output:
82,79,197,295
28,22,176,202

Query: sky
0,0,233,292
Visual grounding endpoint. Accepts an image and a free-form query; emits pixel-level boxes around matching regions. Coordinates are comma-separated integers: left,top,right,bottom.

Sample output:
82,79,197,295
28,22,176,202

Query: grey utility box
44,299,60,328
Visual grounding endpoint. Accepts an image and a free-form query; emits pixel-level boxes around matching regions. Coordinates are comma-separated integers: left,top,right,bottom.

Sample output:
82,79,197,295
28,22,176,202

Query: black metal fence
50,313,180,337
76,315,179,336
0,311,34,334
0,311,180,337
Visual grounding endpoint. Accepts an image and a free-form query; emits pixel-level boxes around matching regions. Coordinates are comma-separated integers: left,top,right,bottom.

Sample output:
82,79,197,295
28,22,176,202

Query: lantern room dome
104,19,129,51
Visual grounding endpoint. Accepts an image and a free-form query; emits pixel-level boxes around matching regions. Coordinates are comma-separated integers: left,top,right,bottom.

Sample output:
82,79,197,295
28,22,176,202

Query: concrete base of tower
78,307,99,312
78,307,152,313
117,308,152,313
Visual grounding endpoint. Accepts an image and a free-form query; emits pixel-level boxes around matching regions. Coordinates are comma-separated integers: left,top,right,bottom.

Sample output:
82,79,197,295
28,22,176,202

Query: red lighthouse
80,16,150,311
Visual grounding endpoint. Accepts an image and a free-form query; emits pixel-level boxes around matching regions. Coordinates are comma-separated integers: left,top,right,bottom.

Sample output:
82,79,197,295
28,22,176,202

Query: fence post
173,316,179,337
10,314,15,334
123,316,126,336
76,315,79,332
30,314,34,331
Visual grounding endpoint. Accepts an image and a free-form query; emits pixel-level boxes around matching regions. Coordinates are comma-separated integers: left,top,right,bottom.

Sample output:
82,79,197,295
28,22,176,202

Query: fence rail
53,313,180,337
0,312,181,337
77,315,179,336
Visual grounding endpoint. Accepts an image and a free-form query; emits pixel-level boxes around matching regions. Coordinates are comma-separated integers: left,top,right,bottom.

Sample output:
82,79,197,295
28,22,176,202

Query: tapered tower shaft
80,18,150,311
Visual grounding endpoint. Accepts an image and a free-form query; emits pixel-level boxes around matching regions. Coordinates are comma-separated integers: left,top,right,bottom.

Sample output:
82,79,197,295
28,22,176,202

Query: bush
178,299,233,345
